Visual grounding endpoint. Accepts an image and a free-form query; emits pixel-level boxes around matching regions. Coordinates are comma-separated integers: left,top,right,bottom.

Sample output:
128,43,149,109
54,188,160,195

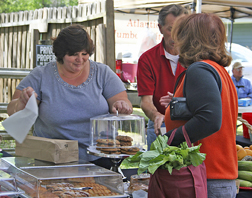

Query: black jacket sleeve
165,62,222,146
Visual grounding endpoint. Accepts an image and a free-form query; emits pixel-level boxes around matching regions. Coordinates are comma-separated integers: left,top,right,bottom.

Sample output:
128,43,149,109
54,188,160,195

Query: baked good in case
116,135,133,142
96,139,121,154
120,141,132,146
116,135,134,147
96,139,120,146
100,147,121,154
121,147,140,155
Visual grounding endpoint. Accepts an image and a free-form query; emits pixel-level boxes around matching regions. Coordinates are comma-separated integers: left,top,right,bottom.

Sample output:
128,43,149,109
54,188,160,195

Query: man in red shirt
137,4,188,150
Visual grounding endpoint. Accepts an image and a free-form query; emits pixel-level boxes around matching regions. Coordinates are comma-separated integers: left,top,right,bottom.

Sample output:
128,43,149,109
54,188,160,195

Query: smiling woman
6,24,133,169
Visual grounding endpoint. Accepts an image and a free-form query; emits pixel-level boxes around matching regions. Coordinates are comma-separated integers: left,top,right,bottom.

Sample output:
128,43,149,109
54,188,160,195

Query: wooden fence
0,0,116,154
0,0,115,103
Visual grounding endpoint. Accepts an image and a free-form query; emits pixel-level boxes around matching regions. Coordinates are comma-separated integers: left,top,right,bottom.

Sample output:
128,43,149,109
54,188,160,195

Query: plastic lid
90,113,144,121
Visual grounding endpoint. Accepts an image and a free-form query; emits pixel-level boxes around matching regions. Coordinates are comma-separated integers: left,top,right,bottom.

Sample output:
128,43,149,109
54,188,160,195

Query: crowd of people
7,3,251,198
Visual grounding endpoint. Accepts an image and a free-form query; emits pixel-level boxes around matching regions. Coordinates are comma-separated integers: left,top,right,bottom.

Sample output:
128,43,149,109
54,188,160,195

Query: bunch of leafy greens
121,135,206,175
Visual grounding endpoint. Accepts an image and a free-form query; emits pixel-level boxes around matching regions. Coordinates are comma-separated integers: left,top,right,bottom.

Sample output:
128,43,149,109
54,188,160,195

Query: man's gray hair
158,4,188,26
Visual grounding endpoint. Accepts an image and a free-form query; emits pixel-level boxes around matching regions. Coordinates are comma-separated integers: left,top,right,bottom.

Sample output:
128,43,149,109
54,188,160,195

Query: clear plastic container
1,157,127,197
89,113,146,156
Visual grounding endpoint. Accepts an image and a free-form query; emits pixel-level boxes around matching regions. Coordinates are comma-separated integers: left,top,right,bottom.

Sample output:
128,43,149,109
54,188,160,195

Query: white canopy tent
114,0,252,19
113,0,252,51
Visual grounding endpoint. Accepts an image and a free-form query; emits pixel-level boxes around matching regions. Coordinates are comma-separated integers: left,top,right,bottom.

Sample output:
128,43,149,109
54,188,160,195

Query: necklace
58,66,84,80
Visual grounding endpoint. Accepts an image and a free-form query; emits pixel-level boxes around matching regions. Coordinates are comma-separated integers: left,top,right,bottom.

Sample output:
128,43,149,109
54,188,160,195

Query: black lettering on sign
36,45,56,67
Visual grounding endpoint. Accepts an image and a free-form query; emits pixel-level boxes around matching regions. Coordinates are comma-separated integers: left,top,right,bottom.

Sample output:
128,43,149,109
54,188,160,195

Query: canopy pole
229,7,235,52
191,2,196,13
196,0,202,13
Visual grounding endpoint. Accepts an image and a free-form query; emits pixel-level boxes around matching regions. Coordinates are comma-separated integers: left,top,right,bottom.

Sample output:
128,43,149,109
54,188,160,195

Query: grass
0,121,16,149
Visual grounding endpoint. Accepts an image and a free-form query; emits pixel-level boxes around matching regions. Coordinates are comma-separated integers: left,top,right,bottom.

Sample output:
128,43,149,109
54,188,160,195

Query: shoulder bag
169,71,193,120
148,126,208,198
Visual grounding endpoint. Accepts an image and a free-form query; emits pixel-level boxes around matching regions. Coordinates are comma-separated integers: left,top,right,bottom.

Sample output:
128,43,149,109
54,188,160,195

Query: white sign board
115,13,162,62
36,45,56,67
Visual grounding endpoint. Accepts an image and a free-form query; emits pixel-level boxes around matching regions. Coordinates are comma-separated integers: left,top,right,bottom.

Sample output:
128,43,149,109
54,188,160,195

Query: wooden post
105,0,115,72
33,29,39,68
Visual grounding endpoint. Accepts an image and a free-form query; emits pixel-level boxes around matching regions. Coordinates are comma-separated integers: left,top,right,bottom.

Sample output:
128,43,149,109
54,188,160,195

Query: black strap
173,70,186,95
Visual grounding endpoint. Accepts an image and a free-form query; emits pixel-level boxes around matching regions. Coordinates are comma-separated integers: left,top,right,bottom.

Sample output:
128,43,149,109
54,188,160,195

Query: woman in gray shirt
7,24,133,168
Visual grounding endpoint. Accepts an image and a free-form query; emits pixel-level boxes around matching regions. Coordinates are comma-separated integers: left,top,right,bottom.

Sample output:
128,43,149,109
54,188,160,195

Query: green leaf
127,151,143,162
150,135,168,152
148,158,168,174
190,152,206,167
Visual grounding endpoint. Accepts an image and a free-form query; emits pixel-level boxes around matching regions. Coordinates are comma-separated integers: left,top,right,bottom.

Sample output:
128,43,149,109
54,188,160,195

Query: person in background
164,13,238,197
7,24,133,169
231,61,252,98
137,4,188,150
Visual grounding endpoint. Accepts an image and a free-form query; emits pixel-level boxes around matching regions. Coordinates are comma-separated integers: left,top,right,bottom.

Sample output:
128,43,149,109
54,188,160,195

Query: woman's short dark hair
52,24,95,64
158,4,188,26
171,13,232,67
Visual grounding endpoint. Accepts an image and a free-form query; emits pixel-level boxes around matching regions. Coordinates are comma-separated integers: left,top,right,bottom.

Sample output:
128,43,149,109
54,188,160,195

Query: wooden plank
7,78,11,102
96,24,105,63
3,79,7,103
16,79,20,87
32,29,39,68
0,79,3,102
21,26,27,68
26,30,31,69
16,26,22,68
51,23,57,38
11,79,16,101
4,27,8,68
0,24,4,68
7,27,13,68
12,25,18,68
90,25,96,62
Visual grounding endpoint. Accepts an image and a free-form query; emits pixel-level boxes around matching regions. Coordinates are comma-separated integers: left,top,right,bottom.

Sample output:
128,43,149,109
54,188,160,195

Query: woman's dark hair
52,24,95,64
171,13,232,67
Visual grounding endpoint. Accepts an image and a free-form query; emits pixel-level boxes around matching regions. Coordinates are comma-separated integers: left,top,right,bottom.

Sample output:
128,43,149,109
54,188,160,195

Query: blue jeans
147,119,165,150
207,179,236,198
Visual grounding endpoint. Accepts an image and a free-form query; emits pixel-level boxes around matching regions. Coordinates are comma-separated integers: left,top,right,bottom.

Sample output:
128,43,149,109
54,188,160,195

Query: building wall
226,22,252,50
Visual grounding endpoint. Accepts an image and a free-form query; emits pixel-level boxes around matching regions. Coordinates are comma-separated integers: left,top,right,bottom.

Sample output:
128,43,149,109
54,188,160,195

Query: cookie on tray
116,135,133,142
100,147,121,154
120,141,132,146
96,139,120,146
121,147,140,155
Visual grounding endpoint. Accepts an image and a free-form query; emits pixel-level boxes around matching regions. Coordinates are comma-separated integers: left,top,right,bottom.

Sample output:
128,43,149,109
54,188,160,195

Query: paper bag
15,135,79,164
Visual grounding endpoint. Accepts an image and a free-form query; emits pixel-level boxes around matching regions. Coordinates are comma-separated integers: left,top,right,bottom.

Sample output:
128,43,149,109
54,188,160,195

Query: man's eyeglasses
235,68,243,71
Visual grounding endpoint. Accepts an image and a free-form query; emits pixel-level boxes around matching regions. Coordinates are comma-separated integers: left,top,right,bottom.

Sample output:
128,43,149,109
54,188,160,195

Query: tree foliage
0,0,78,14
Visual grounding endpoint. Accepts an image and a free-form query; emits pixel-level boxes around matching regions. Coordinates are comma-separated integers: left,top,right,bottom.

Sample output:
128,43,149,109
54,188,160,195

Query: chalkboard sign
36,45,56,67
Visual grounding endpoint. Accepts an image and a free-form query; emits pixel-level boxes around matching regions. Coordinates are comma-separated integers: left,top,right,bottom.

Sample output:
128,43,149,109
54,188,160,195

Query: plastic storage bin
238,98,252,107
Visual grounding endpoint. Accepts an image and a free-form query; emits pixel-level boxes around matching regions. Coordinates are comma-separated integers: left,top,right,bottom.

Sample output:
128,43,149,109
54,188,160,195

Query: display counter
236,135,252,147
0,157,128,198
238,106,252,114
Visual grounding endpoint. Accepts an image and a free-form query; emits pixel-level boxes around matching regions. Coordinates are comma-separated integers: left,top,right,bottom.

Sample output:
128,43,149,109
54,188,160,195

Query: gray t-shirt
16,60,126,161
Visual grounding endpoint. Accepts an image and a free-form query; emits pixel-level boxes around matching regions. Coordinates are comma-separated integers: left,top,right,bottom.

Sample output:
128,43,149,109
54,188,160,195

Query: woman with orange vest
164,13,238,198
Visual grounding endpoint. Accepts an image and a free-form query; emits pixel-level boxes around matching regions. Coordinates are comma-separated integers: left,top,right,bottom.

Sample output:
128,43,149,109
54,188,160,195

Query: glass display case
0,157,127,198
89,113,146,156
0,169,25,197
